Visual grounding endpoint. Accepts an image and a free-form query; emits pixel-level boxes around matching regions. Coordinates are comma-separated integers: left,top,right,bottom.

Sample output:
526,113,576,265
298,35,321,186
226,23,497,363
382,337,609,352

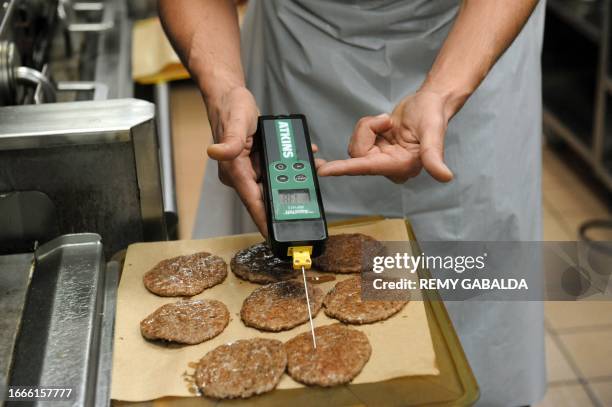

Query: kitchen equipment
0,0,177,234
0,2,173,405
0,97,163,406
0,98,167,258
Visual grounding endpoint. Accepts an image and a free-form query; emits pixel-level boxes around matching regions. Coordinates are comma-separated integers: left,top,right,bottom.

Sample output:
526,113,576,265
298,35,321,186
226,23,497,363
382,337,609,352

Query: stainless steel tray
3,233,118,407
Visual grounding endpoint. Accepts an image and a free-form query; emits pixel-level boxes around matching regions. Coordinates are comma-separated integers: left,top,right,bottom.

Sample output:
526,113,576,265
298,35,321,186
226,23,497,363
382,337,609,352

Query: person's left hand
317,90,454,183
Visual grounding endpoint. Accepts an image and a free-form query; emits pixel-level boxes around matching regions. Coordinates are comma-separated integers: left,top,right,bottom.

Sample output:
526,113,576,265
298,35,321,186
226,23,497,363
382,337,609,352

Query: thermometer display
278,189,311,204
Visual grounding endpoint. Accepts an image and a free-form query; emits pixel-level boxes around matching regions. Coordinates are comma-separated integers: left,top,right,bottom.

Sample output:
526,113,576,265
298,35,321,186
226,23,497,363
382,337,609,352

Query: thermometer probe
257,114,328,347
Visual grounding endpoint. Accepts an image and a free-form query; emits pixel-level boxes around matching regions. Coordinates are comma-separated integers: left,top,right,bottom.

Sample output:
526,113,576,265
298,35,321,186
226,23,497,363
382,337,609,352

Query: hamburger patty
313,233,384,273
140,299,229,344
143,252,227,297
284,323,371,386
230,242,298,284
323,277,408,324
241,280,324,332
194,338,287,399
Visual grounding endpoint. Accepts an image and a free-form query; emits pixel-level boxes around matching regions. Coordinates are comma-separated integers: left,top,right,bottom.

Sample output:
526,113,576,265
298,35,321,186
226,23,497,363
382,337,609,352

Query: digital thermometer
257,114,328,270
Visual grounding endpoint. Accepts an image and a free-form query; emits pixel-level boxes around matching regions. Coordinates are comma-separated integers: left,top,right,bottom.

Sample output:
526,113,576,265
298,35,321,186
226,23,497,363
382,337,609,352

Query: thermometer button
275,163,287,171
295,174,307,182
277,175,289,182
292,162,305,170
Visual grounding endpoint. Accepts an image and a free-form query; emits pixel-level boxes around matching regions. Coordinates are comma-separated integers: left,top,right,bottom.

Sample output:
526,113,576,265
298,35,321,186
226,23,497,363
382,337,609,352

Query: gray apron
195,1,547,404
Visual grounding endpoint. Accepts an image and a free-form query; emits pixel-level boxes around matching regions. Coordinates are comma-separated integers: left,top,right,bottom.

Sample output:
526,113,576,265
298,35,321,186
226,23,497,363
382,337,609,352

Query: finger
311,143,319,153
249,149,262,181
234,176,269,237
318,154,400,177
207,117,249,161
420,129,453,182
348,114,393,158
314,158,327,169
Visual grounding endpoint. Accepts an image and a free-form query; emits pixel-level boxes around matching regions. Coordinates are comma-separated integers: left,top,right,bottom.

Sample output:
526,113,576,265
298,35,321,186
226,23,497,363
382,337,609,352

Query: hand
317,90,454,183
205,87,268,235
205,86,322,236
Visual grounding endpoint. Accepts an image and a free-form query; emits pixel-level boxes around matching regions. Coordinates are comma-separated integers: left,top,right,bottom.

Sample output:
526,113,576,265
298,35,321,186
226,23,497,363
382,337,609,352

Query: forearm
158,0,244,102
420,0,539,119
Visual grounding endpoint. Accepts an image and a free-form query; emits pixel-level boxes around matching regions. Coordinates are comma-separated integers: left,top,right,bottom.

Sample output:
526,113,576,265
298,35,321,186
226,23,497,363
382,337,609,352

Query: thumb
420,128,453,182
207,119,248,161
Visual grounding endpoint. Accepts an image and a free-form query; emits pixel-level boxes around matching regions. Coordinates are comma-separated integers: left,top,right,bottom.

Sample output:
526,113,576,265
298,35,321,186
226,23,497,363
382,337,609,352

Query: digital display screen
278,189,311,204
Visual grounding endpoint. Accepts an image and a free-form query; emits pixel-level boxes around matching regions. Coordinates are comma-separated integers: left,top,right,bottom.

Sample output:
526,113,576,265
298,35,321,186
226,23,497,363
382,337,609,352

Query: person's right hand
205,87,267,235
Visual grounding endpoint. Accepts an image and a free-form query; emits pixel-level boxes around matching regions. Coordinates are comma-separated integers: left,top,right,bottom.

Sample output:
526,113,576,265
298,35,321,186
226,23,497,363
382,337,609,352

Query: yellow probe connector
289,245,318,348
288,246,313,270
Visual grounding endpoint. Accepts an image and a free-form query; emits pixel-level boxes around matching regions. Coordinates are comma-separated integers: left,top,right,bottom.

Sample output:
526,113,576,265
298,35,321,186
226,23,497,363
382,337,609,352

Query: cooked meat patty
140,299,229,344
231,242,298,284
323,277,408,324
143,252,227,297
313,233,384,273
241,280,324,332
284,323,371,386
194,338,287,399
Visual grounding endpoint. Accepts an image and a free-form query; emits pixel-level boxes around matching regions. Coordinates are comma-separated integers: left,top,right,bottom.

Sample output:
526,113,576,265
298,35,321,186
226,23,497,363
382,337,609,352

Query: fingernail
376,113,389,119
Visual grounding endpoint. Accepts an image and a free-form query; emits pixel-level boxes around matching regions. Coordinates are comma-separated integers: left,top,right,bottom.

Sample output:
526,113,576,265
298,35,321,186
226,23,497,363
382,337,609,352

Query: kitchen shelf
543,0,612,192
547,0,604,43
544,108,594,166
543,68,596,146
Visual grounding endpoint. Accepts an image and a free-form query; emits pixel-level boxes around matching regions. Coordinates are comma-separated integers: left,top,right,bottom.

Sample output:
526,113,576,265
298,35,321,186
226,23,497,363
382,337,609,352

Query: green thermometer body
257,114,328,260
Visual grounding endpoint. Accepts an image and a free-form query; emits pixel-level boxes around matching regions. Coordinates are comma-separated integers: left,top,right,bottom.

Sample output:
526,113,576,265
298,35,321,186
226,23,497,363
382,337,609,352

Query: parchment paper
132,5,248,85
111,219,439,402
132,18,188,84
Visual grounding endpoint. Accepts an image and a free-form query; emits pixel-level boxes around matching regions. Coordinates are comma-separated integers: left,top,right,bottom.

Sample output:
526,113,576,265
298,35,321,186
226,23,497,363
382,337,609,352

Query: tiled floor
538,148,612,407
169,82,612,406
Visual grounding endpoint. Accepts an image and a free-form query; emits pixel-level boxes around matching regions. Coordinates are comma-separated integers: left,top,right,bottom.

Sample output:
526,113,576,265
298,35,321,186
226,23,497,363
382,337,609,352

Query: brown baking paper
132,5,248,85
132,18,189,84
111,219,439,402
